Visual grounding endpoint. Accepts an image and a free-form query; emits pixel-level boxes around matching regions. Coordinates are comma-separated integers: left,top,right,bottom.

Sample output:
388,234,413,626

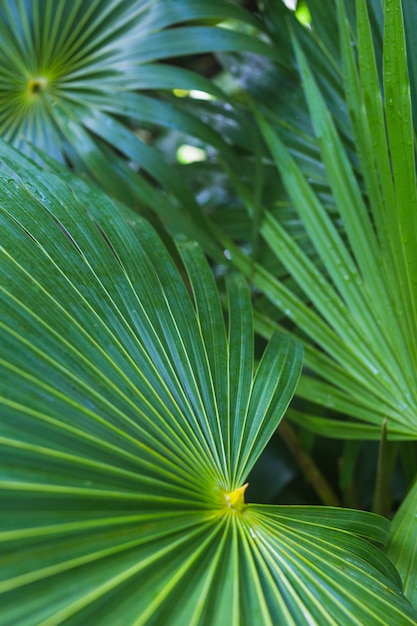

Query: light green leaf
247,0,417,441
386,478,417,607
0,0,272,238
383,0,417,359
0,144,415,624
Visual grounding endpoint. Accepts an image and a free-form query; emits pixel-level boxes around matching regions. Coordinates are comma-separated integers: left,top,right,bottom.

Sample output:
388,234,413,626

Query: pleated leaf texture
1,145,416,625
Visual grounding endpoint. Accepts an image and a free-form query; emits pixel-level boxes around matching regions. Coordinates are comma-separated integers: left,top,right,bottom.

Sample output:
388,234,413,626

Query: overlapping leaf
0,0,277,251
0,144,415,624
230,0,417,443
0,0,273,158
212,0,417,604
386,476,417,607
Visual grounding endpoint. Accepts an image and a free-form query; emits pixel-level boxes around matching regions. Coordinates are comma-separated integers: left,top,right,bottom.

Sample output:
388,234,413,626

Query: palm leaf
0,0,276,250
0,0,271,157
0,143,415,624
386,476,417,607
231,0,417,442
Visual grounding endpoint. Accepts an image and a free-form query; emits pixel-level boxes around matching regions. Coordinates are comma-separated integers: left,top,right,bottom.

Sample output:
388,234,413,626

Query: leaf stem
278,419,341,507
372,418,398,517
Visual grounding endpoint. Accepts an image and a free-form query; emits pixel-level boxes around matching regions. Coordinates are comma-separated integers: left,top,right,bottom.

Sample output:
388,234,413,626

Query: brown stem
278,419,341,507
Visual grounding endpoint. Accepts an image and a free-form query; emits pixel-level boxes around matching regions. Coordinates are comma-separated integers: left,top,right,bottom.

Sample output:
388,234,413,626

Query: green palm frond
1,142,416,624
386,475,417,607
0,0,269,155
0,0,275,244
222,0,417,443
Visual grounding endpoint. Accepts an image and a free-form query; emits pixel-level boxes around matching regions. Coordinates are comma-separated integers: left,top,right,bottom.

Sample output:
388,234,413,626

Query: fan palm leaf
0,142,416,623
0,0,276,250
0,0,271,157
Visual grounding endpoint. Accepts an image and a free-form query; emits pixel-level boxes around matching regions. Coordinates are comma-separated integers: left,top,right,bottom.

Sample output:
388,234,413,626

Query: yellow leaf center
27,76,48,98
224,483,248,513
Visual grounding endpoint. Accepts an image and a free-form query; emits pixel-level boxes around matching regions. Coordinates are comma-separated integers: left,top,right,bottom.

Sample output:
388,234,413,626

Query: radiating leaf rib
133,223,228,479
0,228,220,480
0,143,252,482
0,225,228,488
246,508,415,625
234,333,302,484
4,336,215,477
177,517,239,626
235,523,280,626
256,505,390,544
125,521,229,626
177,239,229,481
15,518,217,626
0,385,169,465
227,275,254,482
0,436,203,498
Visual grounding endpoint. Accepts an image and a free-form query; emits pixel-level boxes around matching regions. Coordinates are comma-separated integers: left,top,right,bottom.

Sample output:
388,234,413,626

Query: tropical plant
0,0,275,253
3,144,417,623
220,0,417,439
2,0,417,622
